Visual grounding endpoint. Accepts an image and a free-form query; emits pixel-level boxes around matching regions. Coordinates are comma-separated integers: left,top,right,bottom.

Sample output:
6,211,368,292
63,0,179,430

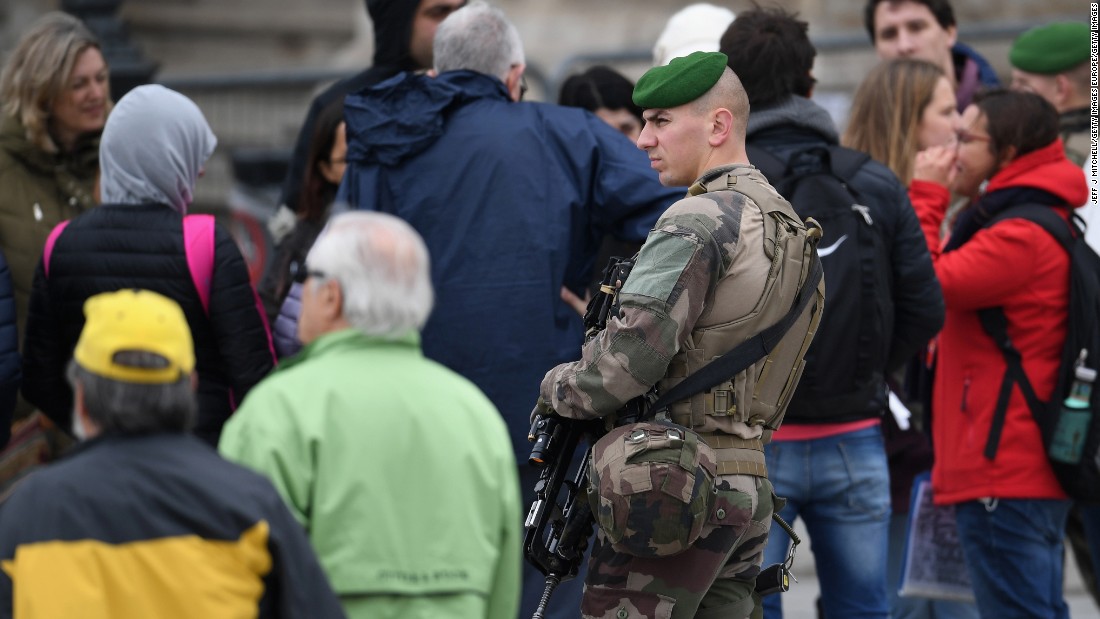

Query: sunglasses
956,130,992,145
290,262,326,284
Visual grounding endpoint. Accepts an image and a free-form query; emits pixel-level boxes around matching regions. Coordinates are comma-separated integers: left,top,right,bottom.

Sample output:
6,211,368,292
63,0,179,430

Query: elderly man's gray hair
433,1,525,83
67,359,195,436
307,211,434,338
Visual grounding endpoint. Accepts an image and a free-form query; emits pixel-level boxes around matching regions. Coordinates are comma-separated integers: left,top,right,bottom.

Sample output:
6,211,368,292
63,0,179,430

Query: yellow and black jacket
0,433,346,619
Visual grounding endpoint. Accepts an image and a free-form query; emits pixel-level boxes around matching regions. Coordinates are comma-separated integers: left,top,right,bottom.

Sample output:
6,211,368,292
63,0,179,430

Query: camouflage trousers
580,474,774,619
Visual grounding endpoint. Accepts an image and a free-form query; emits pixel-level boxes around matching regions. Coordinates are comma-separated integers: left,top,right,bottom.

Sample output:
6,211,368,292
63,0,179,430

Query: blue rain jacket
340,70,681,458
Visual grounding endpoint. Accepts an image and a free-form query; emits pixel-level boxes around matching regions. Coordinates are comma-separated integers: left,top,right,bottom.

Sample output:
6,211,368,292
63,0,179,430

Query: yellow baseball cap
74,289,195,384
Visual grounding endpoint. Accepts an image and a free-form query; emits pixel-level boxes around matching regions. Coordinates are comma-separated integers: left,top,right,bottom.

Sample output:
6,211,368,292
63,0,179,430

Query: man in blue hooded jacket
338,3,680,616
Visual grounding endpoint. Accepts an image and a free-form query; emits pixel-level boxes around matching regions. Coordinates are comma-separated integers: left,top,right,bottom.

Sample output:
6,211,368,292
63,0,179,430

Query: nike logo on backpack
817,235,848,257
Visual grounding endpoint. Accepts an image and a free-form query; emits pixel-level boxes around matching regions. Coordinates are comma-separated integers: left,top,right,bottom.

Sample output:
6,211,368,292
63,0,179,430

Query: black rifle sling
649,255,823,415
977,204,1074,459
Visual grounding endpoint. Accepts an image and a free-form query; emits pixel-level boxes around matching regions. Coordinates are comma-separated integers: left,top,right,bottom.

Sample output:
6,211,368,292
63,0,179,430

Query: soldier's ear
708,108,734,147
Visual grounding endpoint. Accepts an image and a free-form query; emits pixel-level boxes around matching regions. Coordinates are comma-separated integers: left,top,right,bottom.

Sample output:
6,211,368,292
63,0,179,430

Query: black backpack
977,204,1100,502
747,143,893,422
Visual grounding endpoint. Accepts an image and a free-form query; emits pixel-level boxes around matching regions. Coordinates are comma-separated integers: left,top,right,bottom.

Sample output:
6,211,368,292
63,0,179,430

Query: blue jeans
1080,503,1100,596
886,512,979,619
955,498,1071,619
762,425,891,619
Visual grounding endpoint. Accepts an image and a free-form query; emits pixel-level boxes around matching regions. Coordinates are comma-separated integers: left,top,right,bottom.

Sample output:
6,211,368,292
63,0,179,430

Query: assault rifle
523,255,809,617
524,257,637,619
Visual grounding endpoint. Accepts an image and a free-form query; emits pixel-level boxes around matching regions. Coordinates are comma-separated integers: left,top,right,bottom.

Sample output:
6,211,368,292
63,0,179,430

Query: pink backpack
42,214,277,410
43,215,215,313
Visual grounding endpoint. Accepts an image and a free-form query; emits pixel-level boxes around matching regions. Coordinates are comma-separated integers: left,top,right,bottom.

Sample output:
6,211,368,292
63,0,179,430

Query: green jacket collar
0,112,101,175
277,328,422,372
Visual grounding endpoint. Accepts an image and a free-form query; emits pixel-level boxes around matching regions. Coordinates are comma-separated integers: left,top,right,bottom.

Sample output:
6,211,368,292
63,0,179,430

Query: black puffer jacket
21,204,275,445
0,249,19,446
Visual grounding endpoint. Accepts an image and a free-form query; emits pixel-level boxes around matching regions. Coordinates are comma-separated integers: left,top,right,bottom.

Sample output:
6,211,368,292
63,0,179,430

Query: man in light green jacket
220,211,521,619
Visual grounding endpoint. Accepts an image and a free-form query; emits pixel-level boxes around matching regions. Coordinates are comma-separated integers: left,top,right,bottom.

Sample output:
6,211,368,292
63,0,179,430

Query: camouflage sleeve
541,193,744,419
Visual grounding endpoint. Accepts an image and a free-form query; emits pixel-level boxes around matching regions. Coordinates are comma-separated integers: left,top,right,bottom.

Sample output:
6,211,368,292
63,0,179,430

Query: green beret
1010,22,1090,74
633,51,728,109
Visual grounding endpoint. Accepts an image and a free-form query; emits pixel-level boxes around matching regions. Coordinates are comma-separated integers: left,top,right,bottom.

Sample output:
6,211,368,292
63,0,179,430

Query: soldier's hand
530,397,559,424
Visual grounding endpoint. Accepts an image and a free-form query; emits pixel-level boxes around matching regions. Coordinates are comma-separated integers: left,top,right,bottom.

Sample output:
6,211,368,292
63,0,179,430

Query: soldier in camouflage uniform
539,51,824,619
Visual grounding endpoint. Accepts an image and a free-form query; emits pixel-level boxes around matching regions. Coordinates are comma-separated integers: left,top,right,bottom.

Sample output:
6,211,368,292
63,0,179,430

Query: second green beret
633,51,728,109
1010,22,1090,74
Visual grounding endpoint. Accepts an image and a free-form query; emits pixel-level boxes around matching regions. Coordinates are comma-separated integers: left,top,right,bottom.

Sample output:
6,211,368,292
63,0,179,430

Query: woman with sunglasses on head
910,89,1087,619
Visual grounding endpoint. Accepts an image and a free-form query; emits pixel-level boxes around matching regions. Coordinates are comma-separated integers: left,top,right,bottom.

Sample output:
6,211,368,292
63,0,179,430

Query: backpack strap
985,203,1074,250
825,145,871,185
182,214,216,315
977,204,1072,459
746,143,870,198
746,143,787,184
42,221,71,279
649,254,823,414
978,307,1049,459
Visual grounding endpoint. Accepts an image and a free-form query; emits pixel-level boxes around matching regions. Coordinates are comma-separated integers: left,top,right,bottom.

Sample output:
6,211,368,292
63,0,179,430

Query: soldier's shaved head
692,68,750,143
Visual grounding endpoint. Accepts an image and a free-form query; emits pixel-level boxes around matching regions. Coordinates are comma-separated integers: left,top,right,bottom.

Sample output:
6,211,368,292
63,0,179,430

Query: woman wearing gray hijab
20,85,276,446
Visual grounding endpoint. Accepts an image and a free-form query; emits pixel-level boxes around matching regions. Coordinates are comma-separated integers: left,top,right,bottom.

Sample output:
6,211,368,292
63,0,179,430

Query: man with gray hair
220,211,521,619
0,289,343,619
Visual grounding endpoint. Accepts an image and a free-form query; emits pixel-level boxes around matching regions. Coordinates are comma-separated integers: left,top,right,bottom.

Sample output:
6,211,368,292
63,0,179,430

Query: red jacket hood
984,139,1089,207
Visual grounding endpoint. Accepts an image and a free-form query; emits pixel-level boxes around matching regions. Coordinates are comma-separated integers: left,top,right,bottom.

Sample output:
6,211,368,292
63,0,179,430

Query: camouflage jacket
540,164,815,439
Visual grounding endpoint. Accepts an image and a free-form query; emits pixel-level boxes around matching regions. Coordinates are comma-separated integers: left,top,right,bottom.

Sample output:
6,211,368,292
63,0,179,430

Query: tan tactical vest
1063,128,1089,168
658,166,824,476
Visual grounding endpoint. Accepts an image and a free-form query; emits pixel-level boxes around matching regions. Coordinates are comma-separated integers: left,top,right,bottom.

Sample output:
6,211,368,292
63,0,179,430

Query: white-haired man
220,211,521,619
0,289,343,619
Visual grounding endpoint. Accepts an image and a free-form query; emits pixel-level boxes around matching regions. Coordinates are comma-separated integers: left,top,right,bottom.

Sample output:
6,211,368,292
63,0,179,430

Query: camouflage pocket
580,585,675,619
588,422,718,558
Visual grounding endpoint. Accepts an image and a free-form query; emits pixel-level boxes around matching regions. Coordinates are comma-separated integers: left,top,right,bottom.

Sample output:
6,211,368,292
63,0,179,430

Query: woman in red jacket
913,89,1088,618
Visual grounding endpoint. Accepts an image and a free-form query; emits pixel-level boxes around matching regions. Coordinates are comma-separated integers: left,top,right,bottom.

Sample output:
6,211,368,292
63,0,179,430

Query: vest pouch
588,422,717,557
759,356,808,430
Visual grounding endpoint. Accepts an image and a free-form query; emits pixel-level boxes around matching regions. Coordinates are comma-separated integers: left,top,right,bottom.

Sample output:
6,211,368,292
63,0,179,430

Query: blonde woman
844,57,977,619
0,12,111,332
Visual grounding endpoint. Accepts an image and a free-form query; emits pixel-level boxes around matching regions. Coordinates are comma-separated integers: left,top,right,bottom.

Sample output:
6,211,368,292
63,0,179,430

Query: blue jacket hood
346,70,511,166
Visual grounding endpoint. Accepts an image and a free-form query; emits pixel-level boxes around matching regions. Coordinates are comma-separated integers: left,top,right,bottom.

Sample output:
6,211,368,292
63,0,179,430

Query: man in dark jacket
721,8,944,619
0,289,344,619
338,4,680,616
864,0,999,111
275,0,464,234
